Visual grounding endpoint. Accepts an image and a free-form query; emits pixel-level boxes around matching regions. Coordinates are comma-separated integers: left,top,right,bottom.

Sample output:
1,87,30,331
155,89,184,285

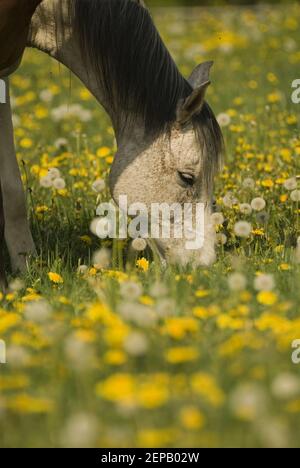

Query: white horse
0,0,223,288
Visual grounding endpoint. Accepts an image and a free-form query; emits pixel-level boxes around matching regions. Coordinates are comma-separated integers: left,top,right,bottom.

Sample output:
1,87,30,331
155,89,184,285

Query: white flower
40,89,54,103
254,273,275,292
216,233,227,246
271,373,300,400
92,179,106,193
24,300,52,323
8,278,24,292
77,265,89,275
210,212,225,226
242,177,255,190
92,248,111,269
217,113,231,127
48,168,61,180
119,302,156,327
131,238,147,251
54,138,68,149
284,177,297,191
229,383,268,421
239,203,252,215
123,332,148,356
40,175,53,188
60,413,99,448
53,177,66,190
223,192,238,208
64,334,95,371
234,221,252,238
291,190,300,202
251,197,266,212
120,281,143,300
228,272,247,291
156,298,175,318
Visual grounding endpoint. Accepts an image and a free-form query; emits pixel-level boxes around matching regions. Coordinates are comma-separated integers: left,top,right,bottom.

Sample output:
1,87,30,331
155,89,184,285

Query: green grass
1,3,300,448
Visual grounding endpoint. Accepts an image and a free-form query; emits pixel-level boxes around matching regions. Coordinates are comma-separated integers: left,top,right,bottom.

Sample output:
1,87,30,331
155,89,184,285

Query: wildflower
48,272,64,284
217,112,231,127
92,248,111,269
228,272,247,291
48,168,61,179
239,203,252,215
254,274,275,292
216,233,227,245
242,177,255,189
53,177,66,190
210,212,225,226
24,300,52,323
234,221,252,238
60,413,99,448
132,238,147,251
257,291,278,306
284,177,297,190
156,299,175,318
77,265,89,275
40,175,53,188
136,258,149,272
92,179,106,193
251,197,266,211
165,346,199,364
229,383,267,421
124,332,149,356
179,406,205,430
120,281,143,300
223,192,238,208
291,190,300,202
271,373,300,400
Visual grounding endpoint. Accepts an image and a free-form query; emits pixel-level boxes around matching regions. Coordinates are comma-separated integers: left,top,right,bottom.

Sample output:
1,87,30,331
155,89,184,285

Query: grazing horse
0,0,223,287
0,0,42,289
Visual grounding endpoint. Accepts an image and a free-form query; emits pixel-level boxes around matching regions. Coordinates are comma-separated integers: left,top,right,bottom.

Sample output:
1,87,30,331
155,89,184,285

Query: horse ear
188,61,214,89
176,80,210,126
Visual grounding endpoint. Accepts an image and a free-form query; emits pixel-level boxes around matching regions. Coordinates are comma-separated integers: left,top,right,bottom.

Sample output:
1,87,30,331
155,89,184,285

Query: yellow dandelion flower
257,291,278,306
48,272,64,284
136,258,149,272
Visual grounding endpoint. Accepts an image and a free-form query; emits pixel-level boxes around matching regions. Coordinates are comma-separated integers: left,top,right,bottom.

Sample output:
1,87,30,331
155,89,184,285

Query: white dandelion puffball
40,175,53,188
228,272,247,292
251,197,266,212
239,203,252,215
234,221,252,238
291,190,300,202
216,233,228,246
48,168,61,180
284,177,297,191
131,238,147,251
211,212,225,226
53,177,66,190
271,373,300,400
242,177,256,190
92,248,111,269
229,383,267,420
40,89,54,103
9,278,24,292
54,138,68,149
123,332,149,356
92,179,106,193
24,300,52,323
120,281,143,300
223,192,238,208
217,112,231,127
77,265,89,275
254,273,275,292
60,413,99,448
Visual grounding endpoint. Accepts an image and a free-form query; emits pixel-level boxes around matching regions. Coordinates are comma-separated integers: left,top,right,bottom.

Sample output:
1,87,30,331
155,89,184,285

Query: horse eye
177,171,195,187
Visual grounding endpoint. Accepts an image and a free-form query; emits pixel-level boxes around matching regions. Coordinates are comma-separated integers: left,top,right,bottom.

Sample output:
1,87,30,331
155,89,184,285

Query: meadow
1,3,300,448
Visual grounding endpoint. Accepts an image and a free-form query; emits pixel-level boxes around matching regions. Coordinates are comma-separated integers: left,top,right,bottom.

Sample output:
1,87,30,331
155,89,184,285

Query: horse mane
69,0,223,185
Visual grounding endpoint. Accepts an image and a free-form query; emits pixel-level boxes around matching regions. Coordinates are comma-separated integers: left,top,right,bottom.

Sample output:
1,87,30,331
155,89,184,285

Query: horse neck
28,0,135,142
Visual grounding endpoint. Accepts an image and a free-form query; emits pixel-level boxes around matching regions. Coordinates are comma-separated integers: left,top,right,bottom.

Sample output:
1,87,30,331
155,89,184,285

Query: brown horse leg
0,183,7,292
